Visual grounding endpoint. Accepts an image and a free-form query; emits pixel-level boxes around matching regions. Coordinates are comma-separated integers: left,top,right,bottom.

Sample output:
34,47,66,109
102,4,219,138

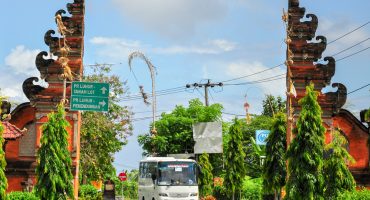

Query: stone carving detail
35,51,55,79
22,77,45,102
287,0,347,118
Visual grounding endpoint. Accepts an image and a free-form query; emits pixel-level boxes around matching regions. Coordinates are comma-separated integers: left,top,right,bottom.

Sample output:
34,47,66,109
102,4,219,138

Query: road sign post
118,172,127,200
70,81,109,112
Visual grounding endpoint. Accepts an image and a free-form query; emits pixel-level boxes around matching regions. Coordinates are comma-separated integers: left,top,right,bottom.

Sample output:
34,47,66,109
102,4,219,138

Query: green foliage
365,108,370,121
35,104,74,200
80,65,132,183
338,189,370,199
263,112,286,198
224,118,246,199
6,192,39,200
240,115,273,177
261,95,286,117
78,185,102,200
241,176,263,200
0,101,7,200
138,98,222,156
114,170,138,199
199,153,214,197
285,83,325,200
323,130,356,199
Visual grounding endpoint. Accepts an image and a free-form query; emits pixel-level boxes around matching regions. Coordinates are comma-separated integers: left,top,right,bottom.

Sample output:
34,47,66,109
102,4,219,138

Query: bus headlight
190,193,198,196
159,193,168,197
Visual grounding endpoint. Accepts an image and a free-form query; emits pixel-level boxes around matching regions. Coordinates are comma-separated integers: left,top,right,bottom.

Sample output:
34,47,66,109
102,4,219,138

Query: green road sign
70,82,109,112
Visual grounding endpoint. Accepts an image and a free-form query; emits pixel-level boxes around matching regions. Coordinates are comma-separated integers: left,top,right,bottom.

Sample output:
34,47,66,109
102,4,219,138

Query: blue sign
255,130,270,145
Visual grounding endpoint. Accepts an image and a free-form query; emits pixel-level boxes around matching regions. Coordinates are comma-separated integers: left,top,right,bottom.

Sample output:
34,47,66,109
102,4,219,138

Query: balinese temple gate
285,0,370,187
4,0,85,198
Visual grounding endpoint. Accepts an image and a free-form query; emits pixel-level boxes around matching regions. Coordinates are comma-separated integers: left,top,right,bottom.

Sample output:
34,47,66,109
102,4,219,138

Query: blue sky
1,0,369,172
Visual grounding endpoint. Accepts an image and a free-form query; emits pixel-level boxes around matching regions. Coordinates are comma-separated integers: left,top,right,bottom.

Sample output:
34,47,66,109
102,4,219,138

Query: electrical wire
222,112,245,117
347,84,370,95
223,73,286,86
209,89,216,103
336,46,370,62
221,63,285,83
331,37,370,57
122,89,185,101
122,87,185,99
327,21,370,45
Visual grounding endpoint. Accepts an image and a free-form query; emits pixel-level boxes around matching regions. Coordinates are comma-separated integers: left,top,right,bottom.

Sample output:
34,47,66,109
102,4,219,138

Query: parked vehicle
138,157,199,200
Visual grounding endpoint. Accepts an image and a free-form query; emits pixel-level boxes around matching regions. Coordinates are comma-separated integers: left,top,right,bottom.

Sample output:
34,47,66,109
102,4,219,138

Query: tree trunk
232,192,235,200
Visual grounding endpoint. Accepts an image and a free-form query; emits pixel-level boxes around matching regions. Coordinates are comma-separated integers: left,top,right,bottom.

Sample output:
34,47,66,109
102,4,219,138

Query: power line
336,46,370,62
133,110,167,114
186,80,223,106
331,37,370,57
223,73,286,86
123,86,185,99
221,63,285,83
327,21,370,45
220,22,370,84
122,90,185,101
209,89,216,103
222,112,245,117
347,84,370,95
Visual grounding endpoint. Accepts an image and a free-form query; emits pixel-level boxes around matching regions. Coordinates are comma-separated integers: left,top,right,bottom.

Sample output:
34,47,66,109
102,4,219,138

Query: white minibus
138,157,199,200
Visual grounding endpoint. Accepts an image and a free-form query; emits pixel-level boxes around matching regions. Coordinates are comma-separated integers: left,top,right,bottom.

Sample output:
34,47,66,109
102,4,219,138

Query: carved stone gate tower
5,0,85,198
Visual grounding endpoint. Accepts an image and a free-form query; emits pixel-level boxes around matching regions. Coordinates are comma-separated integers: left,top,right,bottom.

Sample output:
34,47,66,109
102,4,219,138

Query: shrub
241,176,263,200
338,189,370,199
6,192,39,200
79,184,102,200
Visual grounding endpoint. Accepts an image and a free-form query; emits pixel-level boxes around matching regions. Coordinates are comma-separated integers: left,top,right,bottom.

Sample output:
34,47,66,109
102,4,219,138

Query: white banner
193,122,223,154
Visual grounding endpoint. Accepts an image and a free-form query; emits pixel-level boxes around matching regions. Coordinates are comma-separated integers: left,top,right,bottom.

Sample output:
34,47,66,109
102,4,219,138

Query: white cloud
209,39,236,52
90,37,236,58
5,45,40,77
1,45,46,103
111,0,228,39
226,61,286,96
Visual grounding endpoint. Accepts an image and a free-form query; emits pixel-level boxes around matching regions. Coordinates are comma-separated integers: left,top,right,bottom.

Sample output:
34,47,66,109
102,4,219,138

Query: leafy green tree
262,95,286,117
263,112,286,200
224,119,246,200
240,115,273,177
80,65,132,183
35,104,74,200
285,83,325,200
323,129,355,199
0,101,7,200
198,153,213,197
138,99,222,156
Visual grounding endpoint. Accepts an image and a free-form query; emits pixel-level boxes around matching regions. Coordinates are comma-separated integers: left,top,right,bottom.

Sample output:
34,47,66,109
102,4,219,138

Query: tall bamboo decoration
128,51,157,135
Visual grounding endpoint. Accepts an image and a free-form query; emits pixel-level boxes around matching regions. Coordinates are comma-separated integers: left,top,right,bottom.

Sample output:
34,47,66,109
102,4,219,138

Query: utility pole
186,79,223,106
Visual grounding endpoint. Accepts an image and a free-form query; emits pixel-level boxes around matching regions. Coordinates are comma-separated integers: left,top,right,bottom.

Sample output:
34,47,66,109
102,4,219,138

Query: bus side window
147,162,157,179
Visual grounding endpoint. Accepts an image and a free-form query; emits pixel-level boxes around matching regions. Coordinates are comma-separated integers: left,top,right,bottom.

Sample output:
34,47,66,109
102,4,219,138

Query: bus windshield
157,161,198,186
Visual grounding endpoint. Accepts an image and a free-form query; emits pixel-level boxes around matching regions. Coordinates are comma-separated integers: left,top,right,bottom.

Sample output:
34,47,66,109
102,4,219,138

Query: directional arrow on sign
100,87,107,94
99,100,106,107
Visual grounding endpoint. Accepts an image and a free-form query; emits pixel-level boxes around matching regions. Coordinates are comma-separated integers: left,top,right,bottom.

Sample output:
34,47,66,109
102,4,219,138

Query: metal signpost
70,81,109,112
118,172,127,200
